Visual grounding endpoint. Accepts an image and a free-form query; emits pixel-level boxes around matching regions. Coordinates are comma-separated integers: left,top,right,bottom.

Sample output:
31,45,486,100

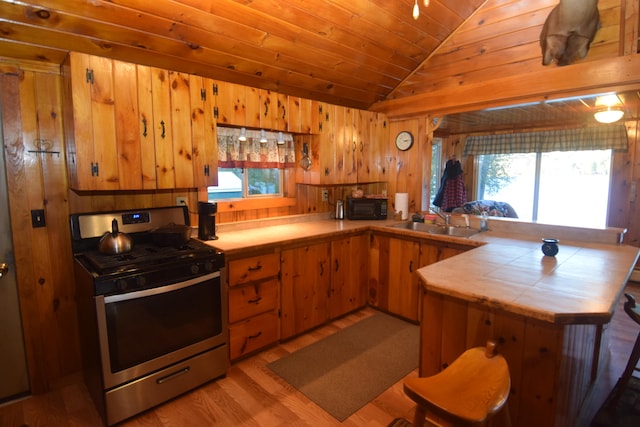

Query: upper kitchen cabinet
63,52,134,190
189,76,218,188
296,103,389,185
213,80,246,127
288,96,313,134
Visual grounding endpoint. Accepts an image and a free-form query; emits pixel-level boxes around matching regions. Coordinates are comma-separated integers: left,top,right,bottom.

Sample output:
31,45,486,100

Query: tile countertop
204,213,640,325
417,230,640,325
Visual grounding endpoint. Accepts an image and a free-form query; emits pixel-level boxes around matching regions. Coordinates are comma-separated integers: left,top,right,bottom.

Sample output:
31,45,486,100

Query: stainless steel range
70,206,228,426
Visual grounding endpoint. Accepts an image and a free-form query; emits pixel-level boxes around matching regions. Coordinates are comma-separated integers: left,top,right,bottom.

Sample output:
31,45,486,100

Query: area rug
592,376,640,427
267,312,419,421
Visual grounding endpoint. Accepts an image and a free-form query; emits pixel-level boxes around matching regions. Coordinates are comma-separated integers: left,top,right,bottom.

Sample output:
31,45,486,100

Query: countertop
203,213,640,325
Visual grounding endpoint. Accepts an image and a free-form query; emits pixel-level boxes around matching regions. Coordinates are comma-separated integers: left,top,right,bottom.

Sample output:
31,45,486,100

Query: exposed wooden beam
372,54,640,119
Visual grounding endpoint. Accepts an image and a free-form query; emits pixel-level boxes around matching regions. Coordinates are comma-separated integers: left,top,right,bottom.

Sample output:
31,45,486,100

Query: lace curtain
217,127,296,168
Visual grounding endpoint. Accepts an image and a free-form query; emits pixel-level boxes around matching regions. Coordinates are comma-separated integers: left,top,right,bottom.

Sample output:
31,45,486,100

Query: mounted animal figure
540,0,600,66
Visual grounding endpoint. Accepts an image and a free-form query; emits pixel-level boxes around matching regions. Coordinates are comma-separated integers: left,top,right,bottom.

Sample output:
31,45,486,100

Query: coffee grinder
197,201,218,240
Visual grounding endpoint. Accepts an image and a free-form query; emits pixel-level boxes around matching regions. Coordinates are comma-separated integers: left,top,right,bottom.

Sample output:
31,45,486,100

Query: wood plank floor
1,283,639,427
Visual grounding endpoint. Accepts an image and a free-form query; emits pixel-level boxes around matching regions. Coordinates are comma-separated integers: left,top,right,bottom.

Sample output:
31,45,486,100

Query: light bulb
423,0,430,6
260,129,267,143
239,127,247,142
413,0,419,20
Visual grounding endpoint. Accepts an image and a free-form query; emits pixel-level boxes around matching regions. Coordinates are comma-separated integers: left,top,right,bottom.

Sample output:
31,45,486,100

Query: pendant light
239,127,247,142
412,0,430,20
260,129,268,143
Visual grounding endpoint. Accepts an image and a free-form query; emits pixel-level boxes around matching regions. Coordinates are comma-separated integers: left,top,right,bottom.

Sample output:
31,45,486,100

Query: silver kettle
335,200,344,220
98,218,133,254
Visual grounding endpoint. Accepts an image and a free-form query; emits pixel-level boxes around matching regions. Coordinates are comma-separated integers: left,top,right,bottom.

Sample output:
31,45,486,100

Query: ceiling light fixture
412,0,430,20
594,106,624,124
260,129,268,143
239,127,247,142
594,94,624,123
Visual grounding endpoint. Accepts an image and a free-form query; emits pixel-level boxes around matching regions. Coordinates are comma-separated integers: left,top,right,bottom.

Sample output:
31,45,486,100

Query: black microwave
346,197,388,220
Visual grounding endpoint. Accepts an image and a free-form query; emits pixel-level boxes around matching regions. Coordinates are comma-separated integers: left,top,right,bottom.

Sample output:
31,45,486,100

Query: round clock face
395,131,414,151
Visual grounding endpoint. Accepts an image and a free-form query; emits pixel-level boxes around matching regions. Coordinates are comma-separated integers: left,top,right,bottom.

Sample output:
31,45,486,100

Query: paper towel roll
395,193,409,220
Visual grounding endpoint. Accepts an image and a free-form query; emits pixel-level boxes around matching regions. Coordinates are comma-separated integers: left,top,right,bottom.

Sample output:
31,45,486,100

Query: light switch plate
31,209,46,228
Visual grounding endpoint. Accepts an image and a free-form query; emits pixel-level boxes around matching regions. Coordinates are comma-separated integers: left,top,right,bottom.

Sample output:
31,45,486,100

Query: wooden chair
605,293,640,409
403,339,511,427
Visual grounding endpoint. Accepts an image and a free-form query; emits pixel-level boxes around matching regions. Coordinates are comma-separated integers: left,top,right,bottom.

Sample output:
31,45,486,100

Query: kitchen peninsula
415,227,640,427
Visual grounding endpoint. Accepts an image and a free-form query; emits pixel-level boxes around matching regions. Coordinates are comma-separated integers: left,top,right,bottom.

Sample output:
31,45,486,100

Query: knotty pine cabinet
280,242,332,339
369,234,473,322
297,103,389,185
213,81,313,133
280,235,370,339
329,234,369,319
63,52,218,190
227,252,280,360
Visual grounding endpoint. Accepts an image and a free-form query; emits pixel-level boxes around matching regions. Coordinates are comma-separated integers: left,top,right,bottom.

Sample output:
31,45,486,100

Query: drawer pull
240,331,263,354
248,296,262,304
156,367,189,384
248,264,263,271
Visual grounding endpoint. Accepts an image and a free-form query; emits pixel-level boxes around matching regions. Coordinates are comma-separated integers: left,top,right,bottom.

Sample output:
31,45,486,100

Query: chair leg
412,405,427,427
607,330,640,409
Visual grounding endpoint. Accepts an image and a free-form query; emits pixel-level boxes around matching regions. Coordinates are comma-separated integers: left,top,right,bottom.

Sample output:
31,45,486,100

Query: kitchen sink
389,222,479,238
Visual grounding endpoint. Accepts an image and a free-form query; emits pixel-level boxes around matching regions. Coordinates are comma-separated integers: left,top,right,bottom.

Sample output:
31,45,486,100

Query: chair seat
404,340,511,426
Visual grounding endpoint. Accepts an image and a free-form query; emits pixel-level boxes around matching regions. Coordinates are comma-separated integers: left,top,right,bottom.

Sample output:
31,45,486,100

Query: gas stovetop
70,206,225,296
79,239,218,276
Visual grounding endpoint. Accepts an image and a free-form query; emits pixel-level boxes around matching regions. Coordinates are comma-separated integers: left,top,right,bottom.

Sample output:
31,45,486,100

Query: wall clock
395,131,414,151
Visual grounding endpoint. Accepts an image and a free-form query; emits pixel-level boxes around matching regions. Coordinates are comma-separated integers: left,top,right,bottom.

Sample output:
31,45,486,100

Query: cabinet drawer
229,311,278,360
228,278,278,323
228,253,279,286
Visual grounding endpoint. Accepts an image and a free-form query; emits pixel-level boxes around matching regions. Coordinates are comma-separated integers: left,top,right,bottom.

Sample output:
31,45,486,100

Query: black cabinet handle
160,120,166,139
248,296,262,304
248,264,262,271
409,260,413,273
142,117,147,137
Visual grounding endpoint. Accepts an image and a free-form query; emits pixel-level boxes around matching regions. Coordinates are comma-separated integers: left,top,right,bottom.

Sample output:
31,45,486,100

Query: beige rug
267,312,419,421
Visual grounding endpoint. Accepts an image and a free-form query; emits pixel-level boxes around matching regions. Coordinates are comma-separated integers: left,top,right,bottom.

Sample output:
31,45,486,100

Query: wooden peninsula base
419,289,609,427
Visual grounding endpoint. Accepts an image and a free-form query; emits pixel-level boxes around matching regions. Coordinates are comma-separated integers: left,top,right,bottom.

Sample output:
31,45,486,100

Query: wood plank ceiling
0,0,637,133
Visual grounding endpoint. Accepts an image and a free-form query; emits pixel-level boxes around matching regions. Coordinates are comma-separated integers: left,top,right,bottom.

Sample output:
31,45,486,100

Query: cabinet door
215,80,246,126
369,235,421,321
63,53,119,190
150,67,175,189
288,96,313,134
190,76,218,187
113,60,144,190
169,71,194,189
280,243,331,339
259,89,278,130
135,65,158,189
330,234,369,319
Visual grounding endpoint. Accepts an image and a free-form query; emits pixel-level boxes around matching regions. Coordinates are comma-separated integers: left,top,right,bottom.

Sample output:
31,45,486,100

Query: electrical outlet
176,197,187,206
322,189,329,202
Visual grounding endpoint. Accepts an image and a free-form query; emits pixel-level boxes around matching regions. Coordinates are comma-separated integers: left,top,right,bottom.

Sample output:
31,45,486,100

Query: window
429,138,442,209
208,167,282,200
476,150,612,228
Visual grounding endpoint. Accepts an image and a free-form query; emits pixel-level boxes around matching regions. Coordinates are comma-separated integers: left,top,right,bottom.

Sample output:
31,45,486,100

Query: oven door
95,270,227,389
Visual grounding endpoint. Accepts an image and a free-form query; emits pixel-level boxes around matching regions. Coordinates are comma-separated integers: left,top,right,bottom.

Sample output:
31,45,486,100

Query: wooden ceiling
0,0,637,133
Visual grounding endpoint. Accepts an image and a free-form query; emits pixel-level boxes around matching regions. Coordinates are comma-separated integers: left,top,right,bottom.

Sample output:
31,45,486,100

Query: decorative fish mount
540,0,600,66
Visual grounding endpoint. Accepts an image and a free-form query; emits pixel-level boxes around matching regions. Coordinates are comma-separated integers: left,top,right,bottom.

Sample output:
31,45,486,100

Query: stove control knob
116,279,128,292
191,264,200,275
137,276,146,288
204,261,214,272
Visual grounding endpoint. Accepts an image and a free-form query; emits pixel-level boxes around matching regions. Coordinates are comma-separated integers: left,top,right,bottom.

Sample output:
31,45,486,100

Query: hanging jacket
433,159,467,211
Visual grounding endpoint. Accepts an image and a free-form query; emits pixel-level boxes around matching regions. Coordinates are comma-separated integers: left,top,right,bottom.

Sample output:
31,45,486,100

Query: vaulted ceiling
0,0,637,133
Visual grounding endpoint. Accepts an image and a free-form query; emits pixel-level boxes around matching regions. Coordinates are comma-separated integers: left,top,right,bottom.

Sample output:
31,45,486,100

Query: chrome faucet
430,208,450,225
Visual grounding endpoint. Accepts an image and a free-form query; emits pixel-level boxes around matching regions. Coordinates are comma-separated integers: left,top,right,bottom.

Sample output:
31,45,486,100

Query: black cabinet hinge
200,88,206,101
85,68,94,84
90,162,99,176
212,83,218,96
213,106,219,119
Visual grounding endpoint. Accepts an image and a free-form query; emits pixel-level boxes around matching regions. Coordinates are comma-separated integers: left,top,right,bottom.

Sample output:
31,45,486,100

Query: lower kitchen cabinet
329,234,369,319
228,253,280,360
369,235,421,321
280,242,331,339
369,234,474,322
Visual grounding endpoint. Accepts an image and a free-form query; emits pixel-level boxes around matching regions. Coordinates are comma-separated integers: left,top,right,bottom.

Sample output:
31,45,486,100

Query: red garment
440,174,467,212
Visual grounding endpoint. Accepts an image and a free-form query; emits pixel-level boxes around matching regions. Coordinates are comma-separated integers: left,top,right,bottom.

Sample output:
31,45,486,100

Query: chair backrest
624,293,640,326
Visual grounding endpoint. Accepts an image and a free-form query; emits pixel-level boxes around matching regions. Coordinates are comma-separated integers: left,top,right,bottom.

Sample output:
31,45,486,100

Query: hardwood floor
1,284,639,427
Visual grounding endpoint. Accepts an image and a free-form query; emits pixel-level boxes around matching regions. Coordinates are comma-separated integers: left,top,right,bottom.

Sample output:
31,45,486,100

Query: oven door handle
103,271,220,303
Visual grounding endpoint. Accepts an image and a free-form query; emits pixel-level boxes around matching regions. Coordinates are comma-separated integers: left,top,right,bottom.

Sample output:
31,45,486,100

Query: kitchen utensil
98,219,133,254
150,223,192,247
